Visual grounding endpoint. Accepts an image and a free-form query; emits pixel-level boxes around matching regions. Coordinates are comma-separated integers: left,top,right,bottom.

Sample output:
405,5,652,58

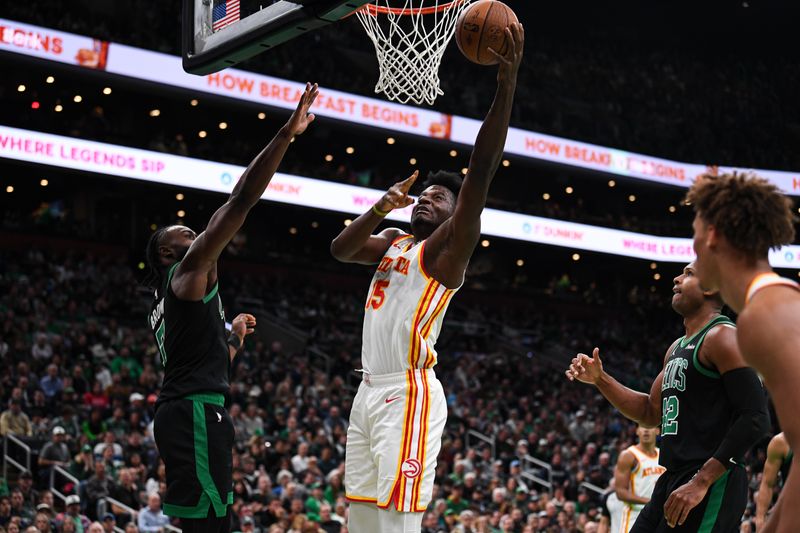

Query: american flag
212,0,240,32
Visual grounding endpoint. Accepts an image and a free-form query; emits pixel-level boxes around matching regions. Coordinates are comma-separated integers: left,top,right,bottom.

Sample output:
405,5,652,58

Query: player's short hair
422,170,463,199
686,172,796,259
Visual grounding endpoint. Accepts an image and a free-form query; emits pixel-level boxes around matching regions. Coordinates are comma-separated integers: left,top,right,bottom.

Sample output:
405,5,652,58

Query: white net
355,0,473,105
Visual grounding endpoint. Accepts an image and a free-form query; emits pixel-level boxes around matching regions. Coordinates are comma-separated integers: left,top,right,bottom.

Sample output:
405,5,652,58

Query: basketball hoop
352,0,473,105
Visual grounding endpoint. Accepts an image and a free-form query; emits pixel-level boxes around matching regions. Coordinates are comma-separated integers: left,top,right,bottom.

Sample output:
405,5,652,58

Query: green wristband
372,204,390,217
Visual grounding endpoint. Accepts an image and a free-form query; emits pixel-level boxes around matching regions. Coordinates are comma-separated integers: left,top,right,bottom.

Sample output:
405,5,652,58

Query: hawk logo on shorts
401,458,421,478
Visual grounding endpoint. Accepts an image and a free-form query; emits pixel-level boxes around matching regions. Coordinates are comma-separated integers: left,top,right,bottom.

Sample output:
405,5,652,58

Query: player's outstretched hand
232,313,257,339
375,170,419,213
286,82,319,137
565,347,604,385
488,22,524,83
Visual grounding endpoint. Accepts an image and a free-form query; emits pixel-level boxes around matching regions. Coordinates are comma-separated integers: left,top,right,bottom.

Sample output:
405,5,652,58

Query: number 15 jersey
361,234,459,375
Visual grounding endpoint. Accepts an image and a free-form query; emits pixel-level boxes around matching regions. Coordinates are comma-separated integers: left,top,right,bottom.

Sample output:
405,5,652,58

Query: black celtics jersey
659,315,736,472
148,262,230,405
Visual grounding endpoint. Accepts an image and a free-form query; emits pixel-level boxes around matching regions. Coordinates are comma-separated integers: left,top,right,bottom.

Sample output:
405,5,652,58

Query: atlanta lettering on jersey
376,256,410,276
662,357,688,392
641,466,666,477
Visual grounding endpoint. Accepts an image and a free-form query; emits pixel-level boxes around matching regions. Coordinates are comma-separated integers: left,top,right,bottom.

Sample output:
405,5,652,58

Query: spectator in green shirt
110,348,142,381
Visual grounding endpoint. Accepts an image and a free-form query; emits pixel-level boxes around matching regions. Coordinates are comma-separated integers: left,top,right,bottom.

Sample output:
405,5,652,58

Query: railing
3,434,31,480
466,430,495,459
580,481,607,498
99,496,182,533
50,465,81,505
521,454,553,492
521,471,552,492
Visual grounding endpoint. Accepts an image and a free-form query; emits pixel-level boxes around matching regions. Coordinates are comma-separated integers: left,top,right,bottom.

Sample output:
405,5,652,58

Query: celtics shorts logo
401,458,421,478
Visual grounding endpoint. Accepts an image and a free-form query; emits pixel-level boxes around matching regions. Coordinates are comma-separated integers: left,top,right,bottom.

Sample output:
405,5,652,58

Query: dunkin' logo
401,459,421,478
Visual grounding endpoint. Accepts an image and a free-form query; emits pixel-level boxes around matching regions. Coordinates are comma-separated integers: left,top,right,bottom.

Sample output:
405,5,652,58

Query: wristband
372,204,390,217
227,333,242,352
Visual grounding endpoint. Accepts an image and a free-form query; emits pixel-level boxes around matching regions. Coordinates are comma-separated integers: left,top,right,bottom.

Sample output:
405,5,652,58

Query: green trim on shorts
186,392,225,406
697,469,730,533
162,394,231,518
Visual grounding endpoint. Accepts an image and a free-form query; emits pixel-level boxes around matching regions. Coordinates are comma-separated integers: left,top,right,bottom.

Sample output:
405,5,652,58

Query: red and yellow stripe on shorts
377,369,431,512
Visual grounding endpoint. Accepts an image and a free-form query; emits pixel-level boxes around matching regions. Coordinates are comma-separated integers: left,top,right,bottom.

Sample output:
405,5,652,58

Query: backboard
182,0,371,75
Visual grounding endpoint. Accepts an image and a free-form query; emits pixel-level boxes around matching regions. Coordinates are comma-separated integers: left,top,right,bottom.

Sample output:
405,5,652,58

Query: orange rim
357,0,468,17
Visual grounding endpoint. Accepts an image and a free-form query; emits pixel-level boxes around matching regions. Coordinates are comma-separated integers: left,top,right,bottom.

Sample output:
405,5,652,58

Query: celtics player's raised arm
172,83,318,300
422,24,523,289
330,171,418,265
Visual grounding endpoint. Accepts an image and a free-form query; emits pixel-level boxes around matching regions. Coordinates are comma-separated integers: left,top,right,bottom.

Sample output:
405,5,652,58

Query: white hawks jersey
613,446,666,533
627,445,664,502
361,233,458,375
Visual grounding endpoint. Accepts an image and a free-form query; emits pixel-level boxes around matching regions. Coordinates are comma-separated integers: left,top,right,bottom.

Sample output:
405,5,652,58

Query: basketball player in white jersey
330,23,524,533
687,171,800,532
609,426,666,533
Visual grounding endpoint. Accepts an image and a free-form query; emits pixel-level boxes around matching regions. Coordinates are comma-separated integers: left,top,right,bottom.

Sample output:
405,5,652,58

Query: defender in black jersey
566,262,769,532
143,83,319,533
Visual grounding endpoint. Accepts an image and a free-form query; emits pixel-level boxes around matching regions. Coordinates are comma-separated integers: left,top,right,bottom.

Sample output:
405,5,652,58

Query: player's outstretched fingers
399,170,419,192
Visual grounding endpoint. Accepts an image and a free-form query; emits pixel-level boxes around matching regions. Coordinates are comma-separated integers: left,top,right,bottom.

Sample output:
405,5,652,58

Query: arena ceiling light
40,179,48,187
449,150,457,157
386,137,395,145
481,239,490,248
409,158,417,165
17,84,25,92
103,87,112,95
565,186,574,194
150,109,161,117
5,186,13,193
54,104,63,112
608,180,616,187
45,76,54,84
543,193,550,200
258,112,266,120
190,99,199,107
345,146,355,154
502,159,510,167
668,205,676,213
198,130,207,138
628,195,637,202
73,95,82,103
176,193,185,200
324,154,333,162
572,253,581,261
219,122,228,129
516,259,524,267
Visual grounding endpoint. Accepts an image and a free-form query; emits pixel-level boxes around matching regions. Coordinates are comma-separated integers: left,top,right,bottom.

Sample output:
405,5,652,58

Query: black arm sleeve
713,367,771,466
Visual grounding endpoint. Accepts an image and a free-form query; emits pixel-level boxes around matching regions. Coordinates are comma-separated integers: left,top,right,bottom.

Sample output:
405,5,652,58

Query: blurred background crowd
1,0,797,531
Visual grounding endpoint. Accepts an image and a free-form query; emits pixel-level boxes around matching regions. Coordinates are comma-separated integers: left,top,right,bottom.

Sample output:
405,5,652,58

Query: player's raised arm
171,83,319,299
422,23,524,288
330,171,418,265
566,344,674,428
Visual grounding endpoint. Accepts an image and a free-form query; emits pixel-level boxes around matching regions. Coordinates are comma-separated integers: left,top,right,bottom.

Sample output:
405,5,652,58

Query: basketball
455,0,519,66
